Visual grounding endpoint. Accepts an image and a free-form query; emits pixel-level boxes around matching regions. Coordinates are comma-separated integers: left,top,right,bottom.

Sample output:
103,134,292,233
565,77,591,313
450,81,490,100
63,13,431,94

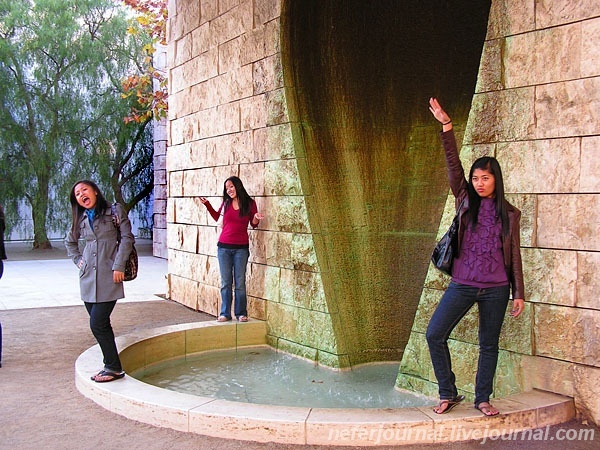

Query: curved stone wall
395,0,600,426
281,0,490,365
166,0,600,425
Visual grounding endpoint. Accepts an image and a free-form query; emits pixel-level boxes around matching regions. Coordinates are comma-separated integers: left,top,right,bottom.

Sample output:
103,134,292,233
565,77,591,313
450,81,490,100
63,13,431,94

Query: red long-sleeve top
204,200,258,247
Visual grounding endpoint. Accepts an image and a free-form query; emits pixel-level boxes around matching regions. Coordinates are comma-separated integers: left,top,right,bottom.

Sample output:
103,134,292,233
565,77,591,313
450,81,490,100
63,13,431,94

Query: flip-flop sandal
238,315,248,322
433,395,465,414
90,370,103,381
475,402,500,416
91,370,125,383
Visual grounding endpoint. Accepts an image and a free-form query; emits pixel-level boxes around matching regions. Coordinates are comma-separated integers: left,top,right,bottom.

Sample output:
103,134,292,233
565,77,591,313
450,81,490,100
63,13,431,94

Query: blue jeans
85,301,122,373
426,282,509,407
217,247,250,319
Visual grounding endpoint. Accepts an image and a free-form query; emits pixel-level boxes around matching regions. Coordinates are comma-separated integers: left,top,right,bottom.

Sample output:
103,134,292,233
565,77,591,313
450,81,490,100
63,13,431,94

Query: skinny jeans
85,301,122,373
217,247,249,319
426,282,509,407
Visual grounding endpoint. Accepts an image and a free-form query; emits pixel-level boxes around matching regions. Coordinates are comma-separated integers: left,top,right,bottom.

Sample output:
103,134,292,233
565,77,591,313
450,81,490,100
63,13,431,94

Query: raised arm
429,97,453,132
200,197,221,222
428,97,468,200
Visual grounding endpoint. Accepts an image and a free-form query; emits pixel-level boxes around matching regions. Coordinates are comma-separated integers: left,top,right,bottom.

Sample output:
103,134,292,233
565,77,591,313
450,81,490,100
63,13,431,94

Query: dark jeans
85,301,122,373
426,282,509,406
217,247,249,319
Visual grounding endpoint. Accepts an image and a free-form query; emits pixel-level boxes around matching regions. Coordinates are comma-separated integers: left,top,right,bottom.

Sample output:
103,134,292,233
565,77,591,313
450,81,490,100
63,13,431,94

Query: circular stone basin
75,320,576,446
130,346,431,409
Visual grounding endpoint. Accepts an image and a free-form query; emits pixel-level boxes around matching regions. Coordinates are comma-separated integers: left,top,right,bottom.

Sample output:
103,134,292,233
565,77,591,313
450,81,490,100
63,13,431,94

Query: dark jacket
441,130,525,301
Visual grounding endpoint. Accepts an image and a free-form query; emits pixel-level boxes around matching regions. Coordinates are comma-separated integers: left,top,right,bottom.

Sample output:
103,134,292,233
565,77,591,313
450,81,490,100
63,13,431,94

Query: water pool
131,346,432,408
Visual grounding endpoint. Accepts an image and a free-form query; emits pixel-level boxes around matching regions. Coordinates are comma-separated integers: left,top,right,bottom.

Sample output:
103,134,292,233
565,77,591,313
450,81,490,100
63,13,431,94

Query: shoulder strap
110,204,120,225
111,203,122,242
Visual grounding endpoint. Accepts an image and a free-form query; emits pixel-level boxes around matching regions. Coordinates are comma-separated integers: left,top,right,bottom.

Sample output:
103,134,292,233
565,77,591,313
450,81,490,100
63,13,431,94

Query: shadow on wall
281,0,491,366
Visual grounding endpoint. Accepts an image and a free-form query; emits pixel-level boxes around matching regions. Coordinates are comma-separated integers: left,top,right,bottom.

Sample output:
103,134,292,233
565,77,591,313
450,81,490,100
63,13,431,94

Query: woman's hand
510,298,524,318
428,97,452,130
252,212,264,226
113,270,125,283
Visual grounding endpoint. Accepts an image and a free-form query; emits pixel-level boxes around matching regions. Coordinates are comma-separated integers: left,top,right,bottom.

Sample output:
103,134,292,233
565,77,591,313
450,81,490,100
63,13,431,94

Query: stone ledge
75,321,575,446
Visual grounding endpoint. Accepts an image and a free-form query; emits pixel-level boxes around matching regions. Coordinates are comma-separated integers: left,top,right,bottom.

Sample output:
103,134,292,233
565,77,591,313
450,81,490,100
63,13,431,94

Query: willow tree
0,0,154,248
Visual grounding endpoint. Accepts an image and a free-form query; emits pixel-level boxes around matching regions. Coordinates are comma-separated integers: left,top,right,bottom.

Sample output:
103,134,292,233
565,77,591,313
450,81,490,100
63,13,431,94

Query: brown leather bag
111,204,138,281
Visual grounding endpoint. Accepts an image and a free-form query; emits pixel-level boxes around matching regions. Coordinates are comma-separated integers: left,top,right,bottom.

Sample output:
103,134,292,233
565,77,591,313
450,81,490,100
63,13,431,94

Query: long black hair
69,180,110,234
466,157,510,236
222,176,253,217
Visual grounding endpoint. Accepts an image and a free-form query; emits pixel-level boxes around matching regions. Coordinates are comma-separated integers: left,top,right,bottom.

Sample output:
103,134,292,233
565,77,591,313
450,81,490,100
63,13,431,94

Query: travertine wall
152,45,168,259
397,0,600,425
165,0,600,424
165,0,341,365
152,115,168,258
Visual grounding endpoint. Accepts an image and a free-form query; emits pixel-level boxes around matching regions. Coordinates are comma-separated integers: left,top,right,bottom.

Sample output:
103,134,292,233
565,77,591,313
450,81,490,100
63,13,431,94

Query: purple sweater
452,198,509,288
440,130,525,300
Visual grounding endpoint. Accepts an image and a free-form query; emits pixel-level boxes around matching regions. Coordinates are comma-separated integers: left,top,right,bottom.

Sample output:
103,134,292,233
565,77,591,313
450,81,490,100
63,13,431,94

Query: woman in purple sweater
200,176,263,322
426,98,525,416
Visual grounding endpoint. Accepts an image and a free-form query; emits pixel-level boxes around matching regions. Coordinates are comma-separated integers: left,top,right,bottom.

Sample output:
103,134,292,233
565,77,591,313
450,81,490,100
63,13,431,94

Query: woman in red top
200,176,263,322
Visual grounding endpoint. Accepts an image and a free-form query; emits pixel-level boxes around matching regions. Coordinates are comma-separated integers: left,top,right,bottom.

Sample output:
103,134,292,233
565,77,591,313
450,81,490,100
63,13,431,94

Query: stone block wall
166,0,600,425
153,44,168,259
396,0,600,425
165,0,341,365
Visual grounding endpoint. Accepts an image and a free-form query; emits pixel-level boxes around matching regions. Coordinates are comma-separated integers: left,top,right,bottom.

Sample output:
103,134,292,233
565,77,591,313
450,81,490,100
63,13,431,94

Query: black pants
84,301,122,373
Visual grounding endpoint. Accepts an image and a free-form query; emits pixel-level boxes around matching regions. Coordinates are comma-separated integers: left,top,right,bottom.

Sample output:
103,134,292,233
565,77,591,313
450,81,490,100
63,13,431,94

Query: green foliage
0,0,154,247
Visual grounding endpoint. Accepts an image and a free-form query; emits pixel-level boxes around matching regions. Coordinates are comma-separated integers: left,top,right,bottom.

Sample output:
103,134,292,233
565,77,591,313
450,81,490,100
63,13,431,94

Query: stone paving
0,241,598,449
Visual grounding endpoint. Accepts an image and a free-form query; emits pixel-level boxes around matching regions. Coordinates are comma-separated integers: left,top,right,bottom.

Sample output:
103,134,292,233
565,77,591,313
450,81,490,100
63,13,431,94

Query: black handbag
111,204,138,281
431,199,464,276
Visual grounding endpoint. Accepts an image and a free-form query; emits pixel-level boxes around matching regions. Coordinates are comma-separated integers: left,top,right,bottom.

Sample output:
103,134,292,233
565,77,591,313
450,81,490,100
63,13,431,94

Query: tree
122,0,168,125
116,0,168,234
115,0,168,214
0,0,155,248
